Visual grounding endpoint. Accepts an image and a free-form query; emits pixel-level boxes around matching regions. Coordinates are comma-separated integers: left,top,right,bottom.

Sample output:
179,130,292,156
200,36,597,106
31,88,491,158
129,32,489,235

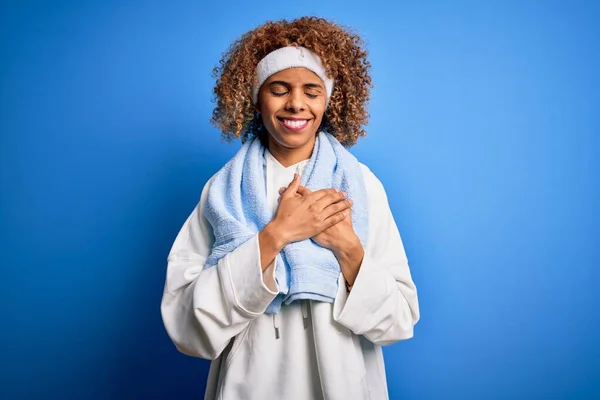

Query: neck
267,136,316,167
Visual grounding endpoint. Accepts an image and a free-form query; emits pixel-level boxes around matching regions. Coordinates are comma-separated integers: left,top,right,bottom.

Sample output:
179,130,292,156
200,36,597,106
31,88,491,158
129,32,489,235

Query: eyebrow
268,81,324,90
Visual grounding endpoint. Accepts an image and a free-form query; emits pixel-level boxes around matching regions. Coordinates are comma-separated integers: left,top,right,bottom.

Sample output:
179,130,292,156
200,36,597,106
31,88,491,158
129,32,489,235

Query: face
256,67,327,158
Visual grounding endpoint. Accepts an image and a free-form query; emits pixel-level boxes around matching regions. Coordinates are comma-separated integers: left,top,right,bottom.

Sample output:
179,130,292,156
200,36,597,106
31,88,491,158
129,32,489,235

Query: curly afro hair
210,16,372,147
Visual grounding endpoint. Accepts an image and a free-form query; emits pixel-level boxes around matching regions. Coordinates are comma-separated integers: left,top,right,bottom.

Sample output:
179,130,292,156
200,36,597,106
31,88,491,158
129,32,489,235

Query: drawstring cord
273,313,280,339
301,300,309,329
272,300,310,340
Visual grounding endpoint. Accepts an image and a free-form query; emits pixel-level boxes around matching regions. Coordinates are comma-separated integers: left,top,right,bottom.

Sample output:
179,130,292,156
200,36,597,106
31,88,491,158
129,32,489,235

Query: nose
285,88,305,112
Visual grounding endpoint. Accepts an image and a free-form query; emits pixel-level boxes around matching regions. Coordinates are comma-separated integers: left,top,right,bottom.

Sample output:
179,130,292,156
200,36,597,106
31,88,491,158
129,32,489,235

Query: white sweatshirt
161,149,420,400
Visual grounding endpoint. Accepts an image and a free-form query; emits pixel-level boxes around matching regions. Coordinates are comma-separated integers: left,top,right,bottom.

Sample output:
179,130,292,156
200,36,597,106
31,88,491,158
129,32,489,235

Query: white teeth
282,119,308,129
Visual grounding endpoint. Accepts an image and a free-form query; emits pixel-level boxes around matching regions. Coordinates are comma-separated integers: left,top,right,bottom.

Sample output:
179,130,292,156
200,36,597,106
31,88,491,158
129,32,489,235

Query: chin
277,132,317,149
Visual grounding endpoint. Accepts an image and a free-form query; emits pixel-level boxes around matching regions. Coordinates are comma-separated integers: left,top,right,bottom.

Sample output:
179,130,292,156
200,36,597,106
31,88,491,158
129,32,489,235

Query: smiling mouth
278,117,311,131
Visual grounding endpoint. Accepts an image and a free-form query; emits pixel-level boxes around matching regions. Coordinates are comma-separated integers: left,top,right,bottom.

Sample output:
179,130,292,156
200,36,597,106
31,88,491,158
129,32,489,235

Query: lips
278,117,311,131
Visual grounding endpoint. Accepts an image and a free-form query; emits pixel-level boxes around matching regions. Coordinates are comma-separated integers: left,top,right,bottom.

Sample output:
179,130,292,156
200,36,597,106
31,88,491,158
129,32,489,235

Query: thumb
283,173,300,197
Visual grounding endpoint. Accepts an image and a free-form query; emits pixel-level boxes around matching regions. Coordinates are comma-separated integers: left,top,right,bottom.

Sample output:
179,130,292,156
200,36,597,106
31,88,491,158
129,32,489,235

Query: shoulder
196,173,217,214
200,172,218,197
358,162,382,189
358,162,389,207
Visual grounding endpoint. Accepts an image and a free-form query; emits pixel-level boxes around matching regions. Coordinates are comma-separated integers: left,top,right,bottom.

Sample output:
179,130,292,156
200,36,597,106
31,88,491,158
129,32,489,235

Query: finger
322,198,353,218
323,210,348,229
296,185,312,197
313,190,347,210
279,187,286,195
282,173,300,198
310,188,338,202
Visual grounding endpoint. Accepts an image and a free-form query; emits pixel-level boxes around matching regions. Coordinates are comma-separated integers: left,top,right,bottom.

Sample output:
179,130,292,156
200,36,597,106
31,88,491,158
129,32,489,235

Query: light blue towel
203,131,369,314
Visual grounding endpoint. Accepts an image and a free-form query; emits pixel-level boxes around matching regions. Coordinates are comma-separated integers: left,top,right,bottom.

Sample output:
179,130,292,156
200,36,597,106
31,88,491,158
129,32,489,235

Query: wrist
334,236,364,287
262,221,288,252
333,235,363,261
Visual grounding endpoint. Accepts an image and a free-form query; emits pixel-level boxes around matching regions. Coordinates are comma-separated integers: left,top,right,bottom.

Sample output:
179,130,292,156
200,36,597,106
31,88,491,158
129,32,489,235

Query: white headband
252,46,334,104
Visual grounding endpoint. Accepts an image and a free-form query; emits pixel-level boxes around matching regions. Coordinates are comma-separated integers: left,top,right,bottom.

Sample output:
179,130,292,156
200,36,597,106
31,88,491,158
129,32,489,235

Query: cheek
311,99,327,116
258,110,276,130
257,94,279,118
312,107,326,123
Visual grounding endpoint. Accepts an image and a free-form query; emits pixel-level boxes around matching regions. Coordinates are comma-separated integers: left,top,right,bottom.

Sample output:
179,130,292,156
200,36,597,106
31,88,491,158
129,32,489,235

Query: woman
161,16,420,400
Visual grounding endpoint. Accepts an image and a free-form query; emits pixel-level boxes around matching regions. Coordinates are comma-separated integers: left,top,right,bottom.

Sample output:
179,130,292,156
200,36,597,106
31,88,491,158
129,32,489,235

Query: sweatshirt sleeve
333,166,420,345
160,176,279,360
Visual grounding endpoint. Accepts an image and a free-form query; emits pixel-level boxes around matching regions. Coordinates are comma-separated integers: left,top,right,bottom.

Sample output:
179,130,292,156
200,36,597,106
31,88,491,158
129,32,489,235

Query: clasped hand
272,173,358,253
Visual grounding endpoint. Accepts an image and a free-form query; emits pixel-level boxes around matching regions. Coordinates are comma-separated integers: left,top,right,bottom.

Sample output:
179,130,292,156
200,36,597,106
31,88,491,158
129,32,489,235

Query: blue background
1,0,598,399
